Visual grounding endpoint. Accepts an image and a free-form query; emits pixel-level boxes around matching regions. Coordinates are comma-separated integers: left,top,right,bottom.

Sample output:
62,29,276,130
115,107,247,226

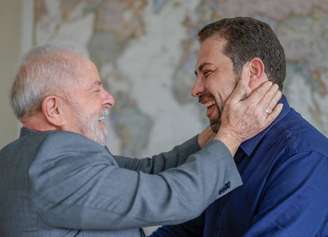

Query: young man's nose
192,77,205,97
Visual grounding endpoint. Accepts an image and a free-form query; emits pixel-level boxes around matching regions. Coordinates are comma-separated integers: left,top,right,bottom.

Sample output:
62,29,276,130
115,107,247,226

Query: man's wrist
214,128,242,156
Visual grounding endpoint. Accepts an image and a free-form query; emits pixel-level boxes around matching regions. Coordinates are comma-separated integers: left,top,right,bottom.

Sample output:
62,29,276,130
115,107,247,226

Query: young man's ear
248,57,267,89
41,96,65,127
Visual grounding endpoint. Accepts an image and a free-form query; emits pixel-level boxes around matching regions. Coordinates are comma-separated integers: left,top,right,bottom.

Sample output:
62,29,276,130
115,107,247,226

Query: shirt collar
19,127,49,137
20,127,35,137
239,95,291,157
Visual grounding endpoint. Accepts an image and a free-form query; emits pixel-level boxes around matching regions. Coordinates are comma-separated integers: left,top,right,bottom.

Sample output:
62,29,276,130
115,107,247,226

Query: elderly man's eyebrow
88,80,103,90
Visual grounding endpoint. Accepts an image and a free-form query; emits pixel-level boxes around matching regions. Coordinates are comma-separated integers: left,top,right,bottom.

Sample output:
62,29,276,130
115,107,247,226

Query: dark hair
198,17,286,89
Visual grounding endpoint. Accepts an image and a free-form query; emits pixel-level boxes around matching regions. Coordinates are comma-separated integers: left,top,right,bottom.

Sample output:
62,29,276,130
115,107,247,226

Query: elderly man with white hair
0,45,281,237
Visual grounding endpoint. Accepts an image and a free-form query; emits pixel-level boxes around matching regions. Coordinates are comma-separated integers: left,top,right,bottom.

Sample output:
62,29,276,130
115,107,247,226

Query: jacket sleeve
113,136,201,174
29,132,242,230
243,151,328,237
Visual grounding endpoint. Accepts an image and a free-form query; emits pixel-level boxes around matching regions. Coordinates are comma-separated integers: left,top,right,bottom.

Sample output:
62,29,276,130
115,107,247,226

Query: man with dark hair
151,17,328,237
198,17,286,90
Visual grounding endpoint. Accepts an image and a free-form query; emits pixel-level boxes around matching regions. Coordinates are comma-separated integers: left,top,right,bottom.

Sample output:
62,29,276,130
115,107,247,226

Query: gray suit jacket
0,128,242,237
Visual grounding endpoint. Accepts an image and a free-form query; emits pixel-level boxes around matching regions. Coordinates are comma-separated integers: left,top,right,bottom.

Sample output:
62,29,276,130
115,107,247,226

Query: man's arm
30,132,241,230
114,127,214,174
244,151,328,237
114,135,201,174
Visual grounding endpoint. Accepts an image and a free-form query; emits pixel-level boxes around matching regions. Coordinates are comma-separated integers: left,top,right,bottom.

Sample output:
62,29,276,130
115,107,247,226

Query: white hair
10,44,86,118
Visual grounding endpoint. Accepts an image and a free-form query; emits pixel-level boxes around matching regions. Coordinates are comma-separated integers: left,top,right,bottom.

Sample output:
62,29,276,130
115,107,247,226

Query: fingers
259,84,279,109
266,89,282,113
264,103,283,125
245,81,273,105
230,63,251,103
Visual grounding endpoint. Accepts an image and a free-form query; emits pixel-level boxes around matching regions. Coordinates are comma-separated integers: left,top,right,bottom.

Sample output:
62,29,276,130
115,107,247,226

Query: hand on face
214,63,283,155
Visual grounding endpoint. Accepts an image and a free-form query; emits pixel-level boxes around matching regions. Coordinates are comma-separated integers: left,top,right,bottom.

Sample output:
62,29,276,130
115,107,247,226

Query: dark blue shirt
151,97,328,237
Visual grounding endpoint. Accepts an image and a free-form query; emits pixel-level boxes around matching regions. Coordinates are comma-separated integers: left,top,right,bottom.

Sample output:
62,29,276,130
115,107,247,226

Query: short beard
210,105,222,133
75,111,108,145
86,117,107,145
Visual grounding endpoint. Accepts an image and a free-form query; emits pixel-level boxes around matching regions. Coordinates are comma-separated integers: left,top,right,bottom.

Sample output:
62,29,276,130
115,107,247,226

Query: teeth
103,110,110,116
204,101,216,108
99,109,110,122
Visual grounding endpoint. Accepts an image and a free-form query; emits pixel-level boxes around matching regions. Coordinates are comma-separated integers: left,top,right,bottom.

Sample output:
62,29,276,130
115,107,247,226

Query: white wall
0,0,22,148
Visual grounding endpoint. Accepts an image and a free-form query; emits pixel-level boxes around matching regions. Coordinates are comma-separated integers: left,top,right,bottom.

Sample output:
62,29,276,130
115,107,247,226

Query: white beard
75,110,108,145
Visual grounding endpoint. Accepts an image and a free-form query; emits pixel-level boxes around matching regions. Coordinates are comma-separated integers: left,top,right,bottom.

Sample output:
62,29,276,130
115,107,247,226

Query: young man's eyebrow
194,63,214,75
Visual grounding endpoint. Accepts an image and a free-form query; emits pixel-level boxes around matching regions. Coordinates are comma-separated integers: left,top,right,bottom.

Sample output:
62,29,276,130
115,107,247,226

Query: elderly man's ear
248,57,268,90
41,96,66,127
